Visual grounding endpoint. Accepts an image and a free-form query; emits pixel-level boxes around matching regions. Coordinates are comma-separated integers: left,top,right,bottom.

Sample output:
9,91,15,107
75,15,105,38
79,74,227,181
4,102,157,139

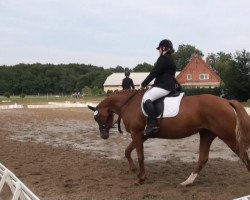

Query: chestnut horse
88,89,250,186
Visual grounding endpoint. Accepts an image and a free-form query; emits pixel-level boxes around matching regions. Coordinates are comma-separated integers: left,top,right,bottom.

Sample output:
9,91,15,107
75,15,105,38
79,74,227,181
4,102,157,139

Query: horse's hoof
178,183,187,188
179,182,191,187
134,179,144,185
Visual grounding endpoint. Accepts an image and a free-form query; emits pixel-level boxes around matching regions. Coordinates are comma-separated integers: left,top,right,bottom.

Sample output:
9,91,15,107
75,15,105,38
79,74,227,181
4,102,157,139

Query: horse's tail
229,100,250,160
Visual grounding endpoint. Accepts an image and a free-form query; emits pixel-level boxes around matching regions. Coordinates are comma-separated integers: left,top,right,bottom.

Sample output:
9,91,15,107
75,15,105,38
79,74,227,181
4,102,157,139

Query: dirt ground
0,108,249,200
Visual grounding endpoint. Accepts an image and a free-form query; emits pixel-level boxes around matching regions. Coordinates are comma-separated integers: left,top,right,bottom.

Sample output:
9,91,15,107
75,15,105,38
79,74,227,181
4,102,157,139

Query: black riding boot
143,99,159,137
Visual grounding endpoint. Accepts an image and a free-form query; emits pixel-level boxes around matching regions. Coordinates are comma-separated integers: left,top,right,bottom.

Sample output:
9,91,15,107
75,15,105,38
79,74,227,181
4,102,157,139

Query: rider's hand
140,85,145,90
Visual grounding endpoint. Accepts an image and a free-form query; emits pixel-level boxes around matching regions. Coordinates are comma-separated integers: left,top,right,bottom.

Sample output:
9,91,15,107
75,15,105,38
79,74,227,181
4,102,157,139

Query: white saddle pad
141,92,184,118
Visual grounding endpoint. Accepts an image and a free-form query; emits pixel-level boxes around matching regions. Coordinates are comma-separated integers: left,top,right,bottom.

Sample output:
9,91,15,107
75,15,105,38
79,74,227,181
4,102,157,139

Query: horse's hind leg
241,151,250,172
180,130,216,187
226,141,250,173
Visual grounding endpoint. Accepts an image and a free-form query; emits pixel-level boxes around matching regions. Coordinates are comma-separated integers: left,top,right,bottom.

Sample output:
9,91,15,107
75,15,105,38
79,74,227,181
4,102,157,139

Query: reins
119,89,140,111
111,89,141,126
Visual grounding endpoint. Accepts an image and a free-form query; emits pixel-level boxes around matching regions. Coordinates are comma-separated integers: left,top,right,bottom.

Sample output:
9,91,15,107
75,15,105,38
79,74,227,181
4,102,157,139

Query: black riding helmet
156,39,175,54
125,68,130,77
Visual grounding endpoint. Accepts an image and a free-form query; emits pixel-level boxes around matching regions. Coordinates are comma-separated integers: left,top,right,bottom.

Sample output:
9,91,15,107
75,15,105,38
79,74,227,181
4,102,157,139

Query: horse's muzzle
100,129,109,139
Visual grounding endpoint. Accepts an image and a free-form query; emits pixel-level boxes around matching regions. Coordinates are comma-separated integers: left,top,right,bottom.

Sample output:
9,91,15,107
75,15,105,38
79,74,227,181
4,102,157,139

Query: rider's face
159,47,163,55
159,47,169,55
159,47,165,55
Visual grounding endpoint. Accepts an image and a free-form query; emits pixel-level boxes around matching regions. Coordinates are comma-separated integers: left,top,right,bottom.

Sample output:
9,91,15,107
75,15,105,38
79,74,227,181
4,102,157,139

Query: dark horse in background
88,89,250,186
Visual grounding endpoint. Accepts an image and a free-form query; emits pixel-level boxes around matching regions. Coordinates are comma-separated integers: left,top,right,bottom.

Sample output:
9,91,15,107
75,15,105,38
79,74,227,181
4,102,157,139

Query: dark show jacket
122,77,135,90
141,54,176,91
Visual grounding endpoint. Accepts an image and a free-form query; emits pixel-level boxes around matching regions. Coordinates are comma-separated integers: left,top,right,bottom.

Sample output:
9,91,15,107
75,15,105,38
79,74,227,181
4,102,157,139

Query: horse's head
88,105,114,139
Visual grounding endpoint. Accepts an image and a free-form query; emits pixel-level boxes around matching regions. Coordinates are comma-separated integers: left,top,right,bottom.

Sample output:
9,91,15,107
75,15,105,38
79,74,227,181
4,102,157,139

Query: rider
122,68,135,90
141,39,177,137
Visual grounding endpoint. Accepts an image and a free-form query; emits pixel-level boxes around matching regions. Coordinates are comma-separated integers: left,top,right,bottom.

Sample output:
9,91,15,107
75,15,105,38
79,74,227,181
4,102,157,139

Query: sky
0,0,249,68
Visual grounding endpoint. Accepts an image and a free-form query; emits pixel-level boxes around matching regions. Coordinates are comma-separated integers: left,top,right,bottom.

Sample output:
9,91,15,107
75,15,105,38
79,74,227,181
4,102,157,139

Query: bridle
94,110,113,133
95,89,140,131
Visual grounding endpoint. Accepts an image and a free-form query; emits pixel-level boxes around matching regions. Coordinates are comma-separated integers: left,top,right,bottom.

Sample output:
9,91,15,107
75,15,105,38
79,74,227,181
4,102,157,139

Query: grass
0,95,105,105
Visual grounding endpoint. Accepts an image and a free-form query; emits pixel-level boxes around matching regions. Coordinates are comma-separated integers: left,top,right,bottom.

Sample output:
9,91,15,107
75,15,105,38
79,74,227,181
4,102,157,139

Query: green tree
92,86,100,96
173,44,204,71
82,86,92,96
133,62,153,72
0,80,7,95
114,65,125,72
225,50,250,101
206,52,232,80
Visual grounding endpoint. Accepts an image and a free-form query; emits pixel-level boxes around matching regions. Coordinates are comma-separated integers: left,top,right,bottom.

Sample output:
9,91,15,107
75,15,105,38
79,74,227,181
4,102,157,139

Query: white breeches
142,87,170,103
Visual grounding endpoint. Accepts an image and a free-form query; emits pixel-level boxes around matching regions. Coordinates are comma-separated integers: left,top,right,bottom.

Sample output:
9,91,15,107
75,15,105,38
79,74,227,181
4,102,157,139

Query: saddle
142,90,184,118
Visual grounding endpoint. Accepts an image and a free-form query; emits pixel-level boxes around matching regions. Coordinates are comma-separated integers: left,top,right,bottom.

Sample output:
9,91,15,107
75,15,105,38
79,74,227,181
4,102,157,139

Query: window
199,74,209,80
187,74,192,80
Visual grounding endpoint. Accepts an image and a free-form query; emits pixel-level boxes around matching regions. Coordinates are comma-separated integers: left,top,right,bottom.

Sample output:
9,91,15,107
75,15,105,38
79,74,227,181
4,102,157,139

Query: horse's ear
88,105,96,112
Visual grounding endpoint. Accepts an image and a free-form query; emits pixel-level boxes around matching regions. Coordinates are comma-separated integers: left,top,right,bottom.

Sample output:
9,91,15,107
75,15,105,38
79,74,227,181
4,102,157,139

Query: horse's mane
110,89,138,96
98,89,145,107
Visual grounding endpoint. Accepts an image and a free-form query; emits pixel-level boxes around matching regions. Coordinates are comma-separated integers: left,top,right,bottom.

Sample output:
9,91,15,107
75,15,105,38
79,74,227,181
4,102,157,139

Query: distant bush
20,93,25,98
91,86,100,96
4,92,10,98
82,86,92,96
106,90,113,96
183,87,221,96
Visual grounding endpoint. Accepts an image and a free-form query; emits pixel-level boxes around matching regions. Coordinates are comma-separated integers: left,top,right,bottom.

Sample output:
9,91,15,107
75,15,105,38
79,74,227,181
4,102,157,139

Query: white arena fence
0,102,97,109
0,102,249,113
0,103,24,109
0,163,40,200
234,195,250,200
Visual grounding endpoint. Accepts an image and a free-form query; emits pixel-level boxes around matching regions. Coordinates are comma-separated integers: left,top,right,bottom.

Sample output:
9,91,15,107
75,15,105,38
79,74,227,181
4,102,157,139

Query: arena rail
234,195,250,200
0,163,40,200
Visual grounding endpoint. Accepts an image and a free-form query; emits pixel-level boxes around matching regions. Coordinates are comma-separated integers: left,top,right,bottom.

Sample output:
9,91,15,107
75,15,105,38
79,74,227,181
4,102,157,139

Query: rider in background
117,68,135,133
122,68,135,90
141,39,177,137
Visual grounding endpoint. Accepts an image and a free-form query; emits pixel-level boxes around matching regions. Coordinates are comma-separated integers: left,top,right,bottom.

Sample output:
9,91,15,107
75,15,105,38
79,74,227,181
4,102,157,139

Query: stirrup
144,125,159,137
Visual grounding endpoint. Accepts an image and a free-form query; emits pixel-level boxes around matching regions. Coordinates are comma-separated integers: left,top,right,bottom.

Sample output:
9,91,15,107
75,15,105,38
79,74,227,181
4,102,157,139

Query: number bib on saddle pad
141,92,184,118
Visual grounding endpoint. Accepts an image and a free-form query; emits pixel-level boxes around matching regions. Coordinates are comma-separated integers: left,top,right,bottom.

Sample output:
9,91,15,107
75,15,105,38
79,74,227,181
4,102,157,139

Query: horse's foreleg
132,132,146,184
125,136,148,173
125,141,137,172
180,131,216,187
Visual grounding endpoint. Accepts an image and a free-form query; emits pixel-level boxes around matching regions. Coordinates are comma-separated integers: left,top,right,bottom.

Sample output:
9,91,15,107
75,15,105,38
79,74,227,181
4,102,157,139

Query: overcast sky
0,0,249,68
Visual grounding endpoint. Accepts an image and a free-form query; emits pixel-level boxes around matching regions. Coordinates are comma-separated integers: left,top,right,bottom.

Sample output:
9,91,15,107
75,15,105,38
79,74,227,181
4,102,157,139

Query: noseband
94,111,112,133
